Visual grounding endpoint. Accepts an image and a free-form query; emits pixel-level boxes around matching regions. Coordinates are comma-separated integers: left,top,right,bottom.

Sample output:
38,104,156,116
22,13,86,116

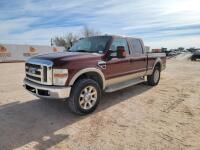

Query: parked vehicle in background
168,51,177,57
152,49,162,53
191,51,200,61
23,35,166,115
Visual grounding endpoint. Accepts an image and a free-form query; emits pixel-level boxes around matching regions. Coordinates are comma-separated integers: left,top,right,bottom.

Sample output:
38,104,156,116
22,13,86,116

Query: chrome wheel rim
79,86,97,110
154,69,160,83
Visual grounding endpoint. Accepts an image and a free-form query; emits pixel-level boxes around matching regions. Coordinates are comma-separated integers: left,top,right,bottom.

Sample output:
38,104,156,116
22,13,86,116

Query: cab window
110,38,129,56
131,39,143,54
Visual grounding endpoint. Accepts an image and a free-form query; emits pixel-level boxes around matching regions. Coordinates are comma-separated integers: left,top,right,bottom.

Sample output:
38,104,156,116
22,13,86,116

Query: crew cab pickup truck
23,35,166,115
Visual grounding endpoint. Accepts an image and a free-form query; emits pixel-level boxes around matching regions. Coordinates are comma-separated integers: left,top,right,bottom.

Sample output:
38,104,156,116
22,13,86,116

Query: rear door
128,38,147,76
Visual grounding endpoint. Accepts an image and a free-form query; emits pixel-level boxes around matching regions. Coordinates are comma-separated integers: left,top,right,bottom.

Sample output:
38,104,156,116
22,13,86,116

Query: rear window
131,39,143,54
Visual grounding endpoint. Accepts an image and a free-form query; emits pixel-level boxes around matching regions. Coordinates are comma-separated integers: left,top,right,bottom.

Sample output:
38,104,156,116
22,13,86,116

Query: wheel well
155,62,161,71
73,72,103,89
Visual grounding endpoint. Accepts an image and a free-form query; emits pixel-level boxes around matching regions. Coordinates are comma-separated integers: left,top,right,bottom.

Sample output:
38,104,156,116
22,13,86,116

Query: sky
0,0,200,49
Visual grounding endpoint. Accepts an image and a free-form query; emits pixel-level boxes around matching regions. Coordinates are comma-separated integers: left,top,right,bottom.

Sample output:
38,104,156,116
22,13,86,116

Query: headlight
53,69,68,85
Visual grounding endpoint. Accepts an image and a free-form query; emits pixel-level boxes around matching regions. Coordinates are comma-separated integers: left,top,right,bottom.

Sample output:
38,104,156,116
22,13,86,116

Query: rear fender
147,58,162,75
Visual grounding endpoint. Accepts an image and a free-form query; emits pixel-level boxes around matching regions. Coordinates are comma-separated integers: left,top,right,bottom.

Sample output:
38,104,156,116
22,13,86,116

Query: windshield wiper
67,50,87,52
68,50,97,53
76,50,89,52
76,50,98,53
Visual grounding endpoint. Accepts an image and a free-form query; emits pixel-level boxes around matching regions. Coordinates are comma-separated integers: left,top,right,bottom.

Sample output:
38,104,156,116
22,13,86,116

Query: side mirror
117,46,126,58
103,46,126,61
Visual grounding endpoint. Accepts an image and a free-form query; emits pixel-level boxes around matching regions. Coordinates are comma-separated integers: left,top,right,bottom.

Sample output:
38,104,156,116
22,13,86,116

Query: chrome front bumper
23,79,71,99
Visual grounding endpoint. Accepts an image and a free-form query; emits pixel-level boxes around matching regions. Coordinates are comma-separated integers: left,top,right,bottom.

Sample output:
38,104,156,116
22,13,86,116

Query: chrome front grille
25,59,53,85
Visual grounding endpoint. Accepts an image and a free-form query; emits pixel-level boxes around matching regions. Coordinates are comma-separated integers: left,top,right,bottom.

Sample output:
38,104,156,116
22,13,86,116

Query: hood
30,52,103,67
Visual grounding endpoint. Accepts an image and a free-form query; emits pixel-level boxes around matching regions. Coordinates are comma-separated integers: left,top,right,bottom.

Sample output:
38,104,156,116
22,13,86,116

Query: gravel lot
0,57,200,150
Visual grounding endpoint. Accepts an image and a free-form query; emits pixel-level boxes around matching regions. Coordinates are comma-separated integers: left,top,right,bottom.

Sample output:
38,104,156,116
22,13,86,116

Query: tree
187,47,197,53
52,27,101,50
81,26,101,38
177,47,185,51
53,33,78,49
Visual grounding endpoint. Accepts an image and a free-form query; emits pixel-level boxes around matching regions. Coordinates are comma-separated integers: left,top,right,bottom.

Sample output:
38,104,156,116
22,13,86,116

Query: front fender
69,68,106,89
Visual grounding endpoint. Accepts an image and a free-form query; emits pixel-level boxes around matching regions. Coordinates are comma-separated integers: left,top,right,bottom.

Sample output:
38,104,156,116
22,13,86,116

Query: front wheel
67,79,101,115
147,66,161,86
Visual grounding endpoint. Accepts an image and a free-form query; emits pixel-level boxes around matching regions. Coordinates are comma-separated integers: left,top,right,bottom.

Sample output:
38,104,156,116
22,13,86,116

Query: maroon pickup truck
24,35,166,115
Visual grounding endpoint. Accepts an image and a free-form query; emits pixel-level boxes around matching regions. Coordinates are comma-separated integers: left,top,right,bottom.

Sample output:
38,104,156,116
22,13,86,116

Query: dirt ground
0,56,200,150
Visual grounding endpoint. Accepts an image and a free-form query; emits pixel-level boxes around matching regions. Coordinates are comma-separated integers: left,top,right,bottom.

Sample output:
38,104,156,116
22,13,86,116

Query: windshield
69,36,111,53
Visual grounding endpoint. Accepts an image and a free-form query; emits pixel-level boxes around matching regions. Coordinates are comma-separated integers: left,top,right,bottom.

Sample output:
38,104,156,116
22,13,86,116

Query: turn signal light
54,73,68,78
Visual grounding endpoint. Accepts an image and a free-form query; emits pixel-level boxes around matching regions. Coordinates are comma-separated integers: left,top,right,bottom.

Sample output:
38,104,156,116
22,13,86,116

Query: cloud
0,0,200,48
0,17,39,33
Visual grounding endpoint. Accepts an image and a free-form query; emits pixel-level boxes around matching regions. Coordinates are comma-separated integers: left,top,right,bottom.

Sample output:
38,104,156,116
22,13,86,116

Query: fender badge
98,61,106,69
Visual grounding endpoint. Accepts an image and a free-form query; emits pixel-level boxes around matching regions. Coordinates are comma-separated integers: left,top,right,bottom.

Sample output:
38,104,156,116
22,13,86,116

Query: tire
67,79,101,115
147,66,161,86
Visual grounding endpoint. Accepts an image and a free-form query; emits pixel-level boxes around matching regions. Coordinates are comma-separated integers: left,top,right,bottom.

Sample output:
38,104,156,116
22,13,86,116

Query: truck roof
88,35,142,40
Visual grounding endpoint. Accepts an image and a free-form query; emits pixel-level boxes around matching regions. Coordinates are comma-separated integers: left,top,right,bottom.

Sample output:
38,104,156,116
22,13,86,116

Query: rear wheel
67,79,101,115
193,58,196,61
147,66,160,86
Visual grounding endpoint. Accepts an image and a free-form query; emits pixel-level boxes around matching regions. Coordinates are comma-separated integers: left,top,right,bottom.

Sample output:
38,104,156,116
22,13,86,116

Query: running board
105,78,145,93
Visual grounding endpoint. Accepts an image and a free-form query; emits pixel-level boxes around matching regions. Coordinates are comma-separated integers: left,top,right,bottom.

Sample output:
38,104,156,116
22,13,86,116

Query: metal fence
0,44,64,62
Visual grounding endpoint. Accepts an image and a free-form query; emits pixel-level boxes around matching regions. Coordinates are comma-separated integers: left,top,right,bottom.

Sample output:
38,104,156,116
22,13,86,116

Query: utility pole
50,38,53,46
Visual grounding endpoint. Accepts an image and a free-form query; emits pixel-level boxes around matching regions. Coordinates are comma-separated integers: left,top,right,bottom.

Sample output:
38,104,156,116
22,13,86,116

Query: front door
103,38,132,86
